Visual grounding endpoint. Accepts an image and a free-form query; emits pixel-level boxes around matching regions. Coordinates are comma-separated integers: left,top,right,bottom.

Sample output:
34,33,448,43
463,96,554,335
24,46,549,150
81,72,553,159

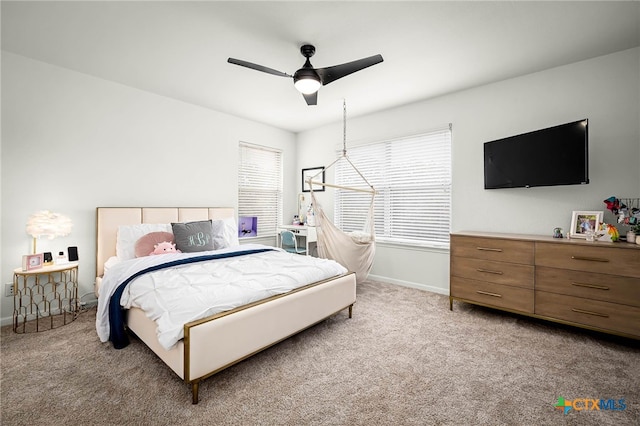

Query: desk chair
280,230,307,255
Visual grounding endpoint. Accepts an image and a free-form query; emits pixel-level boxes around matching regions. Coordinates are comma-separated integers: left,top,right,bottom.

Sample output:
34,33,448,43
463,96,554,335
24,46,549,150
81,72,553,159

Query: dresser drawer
535,242,640,278
451,277,534,313
536,266,640,307
451,257,534,289
451,235,534,265
535,291,640,337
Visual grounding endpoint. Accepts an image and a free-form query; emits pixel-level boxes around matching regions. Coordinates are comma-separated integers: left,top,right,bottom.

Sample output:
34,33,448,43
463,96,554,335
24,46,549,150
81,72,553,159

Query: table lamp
25,210,73,254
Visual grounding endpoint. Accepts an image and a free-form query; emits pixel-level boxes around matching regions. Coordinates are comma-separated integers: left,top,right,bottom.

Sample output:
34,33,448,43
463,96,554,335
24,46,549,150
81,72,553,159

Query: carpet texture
1,280,638,425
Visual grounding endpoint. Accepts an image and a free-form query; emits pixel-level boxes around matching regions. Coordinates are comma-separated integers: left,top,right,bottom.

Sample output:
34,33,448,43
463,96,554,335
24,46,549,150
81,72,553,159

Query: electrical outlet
5,283,15,297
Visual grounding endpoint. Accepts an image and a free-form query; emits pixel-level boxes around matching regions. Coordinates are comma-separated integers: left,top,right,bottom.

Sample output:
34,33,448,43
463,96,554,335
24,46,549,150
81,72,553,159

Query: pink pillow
134,232,175,258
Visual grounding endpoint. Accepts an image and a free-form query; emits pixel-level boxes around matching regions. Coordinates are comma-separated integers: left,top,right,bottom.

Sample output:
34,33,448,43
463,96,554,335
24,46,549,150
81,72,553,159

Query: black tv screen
484,119,589,189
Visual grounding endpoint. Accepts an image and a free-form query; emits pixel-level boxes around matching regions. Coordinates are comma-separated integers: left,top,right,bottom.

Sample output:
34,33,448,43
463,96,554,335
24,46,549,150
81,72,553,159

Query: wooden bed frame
95,207,357,404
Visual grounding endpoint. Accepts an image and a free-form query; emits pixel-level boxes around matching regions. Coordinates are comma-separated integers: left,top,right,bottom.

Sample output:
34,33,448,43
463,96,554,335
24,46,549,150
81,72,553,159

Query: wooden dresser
450,232,640,339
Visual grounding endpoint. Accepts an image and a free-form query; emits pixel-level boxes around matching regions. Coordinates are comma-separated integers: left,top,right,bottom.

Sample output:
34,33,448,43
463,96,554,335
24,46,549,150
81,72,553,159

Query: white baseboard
1,298,99,327
1,315,12,327
367,274,450,296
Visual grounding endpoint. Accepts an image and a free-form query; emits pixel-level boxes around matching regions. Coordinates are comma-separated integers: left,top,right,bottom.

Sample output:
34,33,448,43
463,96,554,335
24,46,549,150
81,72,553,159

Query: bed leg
449,297,453,311
348,304,353,318
191,381,199,404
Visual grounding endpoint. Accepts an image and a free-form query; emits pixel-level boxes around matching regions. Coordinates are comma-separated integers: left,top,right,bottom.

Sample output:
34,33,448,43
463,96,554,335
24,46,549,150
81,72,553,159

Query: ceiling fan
227,44,383,106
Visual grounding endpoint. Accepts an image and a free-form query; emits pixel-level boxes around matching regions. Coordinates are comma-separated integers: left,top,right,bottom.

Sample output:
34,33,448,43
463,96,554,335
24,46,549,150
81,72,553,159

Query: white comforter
96,244,347,350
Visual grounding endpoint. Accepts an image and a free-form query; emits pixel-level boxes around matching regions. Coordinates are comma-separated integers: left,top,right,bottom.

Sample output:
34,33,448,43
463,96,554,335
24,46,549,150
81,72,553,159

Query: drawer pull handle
477,268,503,275
571,256,609,263
571,282,609,291
571,308,609,318
476,290,502,298
476,247,502,252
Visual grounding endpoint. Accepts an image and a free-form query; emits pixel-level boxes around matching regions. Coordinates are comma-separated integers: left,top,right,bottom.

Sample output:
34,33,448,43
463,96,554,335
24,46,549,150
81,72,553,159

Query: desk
278,225,317,256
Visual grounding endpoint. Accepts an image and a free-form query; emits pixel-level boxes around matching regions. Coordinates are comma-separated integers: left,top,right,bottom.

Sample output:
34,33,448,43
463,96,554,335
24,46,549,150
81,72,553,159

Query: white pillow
116,223,172,260
103,256,120,274
212,217,240,249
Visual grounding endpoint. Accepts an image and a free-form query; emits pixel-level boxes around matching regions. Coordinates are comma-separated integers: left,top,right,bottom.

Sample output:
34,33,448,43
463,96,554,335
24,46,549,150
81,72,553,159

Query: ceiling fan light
294,78,321,94
293,69,321,94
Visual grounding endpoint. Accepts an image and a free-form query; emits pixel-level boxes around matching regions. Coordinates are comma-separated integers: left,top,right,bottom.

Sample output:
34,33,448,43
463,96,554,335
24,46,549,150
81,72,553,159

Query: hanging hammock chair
307,100,376,283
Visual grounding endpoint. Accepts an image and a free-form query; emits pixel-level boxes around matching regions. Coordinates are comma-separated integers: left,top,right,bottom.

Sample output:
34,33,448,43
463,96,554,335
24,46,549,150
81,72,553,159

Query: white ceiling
2,1,639,133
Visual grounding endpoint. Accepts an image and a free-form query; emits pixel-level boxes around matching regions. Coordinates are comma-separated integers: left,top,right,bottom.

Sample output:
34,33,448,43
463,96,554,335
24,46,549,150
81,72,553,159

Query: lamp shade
26,210,73,240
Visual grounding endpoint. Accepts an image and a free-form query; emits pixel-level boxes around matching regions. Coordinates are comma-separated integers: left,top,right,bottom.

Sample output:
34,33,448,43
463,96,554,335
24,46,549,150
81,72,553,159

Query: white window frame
334,125,452,248
238,142,283,237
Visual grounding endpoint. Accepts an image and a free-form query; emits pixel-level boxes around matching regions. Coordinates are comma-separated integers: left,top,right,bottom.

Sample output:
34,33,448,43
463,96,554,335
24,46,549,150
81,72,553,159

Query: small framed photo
570,211,603,238
302,167,325,192
22,253,44,271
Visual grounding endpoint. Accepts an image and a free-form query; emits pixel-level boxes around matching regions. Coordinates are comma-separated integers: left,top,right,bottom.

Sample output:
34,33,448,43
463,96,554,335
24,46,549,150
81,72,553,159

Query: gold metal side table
13,262,79,333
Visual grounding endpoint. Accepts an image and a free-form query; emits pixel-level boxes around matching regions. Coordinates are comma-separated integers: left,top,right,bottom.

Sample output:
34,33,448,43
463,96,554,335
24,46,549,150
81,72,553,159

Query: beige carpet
1,280,638,425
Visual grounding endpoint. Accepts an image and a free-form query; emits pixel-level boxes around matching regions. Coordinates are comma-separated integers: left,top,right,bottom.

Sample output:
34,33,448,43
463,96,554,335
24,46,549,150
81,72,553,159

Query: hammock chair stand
307,100,376,283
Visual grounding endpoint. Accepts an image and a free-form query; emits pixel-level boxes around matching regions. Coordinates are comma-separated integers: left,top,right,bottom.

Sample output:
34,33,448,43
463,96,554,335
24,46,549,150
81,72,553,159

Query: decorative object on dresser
569,210,603,239
450,231,640,339
598,223,619,242
603,196,640,225
633,223,640,245
629,223,640,244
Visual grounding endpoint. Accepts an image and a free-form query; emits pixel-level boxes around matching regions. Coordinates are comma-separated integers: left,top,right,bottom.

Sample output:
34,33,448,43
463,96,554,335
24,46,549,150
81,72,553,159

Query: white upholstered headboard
95,207,235,278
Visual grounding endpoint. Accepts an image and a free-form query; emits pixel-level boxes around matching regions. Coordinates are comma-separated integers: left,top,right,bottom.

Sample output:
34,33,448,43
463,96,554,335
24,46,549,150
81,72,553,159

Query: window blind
335,126,452,247
238,143,283,237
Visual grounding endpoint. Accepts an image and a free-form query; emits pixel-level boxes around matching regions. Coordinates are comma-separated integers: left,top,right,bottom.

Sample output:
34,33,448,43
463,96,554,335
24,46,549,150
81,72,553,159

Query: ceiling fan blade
303,91,317,106
316,54,383,86
227,58,292,78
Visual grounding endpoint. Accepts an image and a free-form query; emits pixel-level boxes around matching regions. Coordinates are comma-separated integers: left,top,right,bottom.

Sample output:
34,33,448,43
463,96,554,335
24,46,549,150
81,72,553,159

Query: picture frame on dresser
570,210,603,238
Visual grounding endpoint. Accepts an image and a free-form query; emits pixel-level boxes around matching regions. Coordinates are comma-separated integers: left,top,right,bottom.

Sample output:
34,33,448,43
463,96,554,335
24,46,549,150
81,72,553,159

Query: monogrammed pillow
171,220,214,253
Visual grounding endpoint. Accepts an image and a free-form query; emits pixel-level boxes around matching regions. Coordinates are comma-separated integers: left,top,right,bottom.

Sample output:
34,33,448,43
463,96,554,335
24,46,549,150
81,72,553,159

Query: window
334,126,451,248
238,142,283,237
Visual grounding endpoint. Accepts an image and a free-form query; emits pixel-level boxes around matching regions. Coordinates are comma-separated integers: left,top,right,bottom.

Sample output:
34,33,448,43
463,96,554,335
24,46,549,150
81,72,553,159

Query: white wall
296,48,640,294
1,52,296,324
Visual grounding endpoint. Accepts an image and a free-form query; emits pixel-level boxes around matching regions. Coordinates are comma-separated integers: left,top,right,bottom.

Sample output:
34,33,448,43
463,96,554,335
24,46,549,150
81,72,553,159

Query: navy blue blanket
109,248,274,349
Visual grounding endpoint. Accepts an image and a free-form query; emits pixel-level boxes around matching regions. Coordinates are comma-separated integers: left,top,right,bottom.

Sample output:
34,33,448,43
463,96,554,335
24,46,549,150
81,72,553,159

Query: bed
95,207,356,404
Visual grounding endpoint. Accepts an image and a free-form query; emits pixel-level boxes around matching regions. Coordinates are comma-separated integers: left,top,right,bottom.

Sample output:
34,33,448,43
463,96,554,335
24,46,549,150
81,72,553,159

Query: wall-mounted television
484,119,589,189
